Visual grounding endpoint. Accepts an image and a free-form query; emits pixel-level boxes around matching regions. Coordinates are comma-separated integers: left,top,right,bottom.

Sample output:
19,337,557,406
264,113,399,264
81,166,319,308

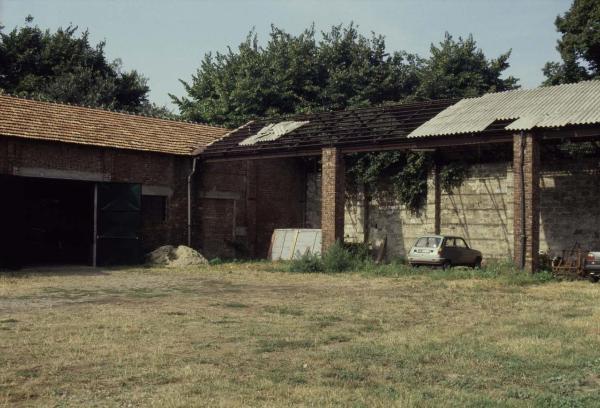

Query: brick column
432,163,441,235
513,132,540,272
321,147,345,252
245,160,258,257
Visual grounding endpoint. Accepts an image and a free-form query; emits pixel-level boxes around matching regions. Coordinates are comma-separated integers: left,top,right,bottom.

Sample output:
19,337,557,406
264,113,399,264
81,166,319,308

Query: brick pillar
513,132,540,272
321,147,345,252
432,163,441,235
245,160,258,257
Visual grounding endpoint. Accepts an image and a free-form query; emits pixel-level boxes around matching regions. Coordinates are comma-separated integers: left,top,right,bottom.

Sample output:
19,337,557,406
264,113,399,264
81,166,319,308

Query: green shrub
322,241,355,272
288,251,323,273
288,242,361,273
344,242,372,261
209,257,224,265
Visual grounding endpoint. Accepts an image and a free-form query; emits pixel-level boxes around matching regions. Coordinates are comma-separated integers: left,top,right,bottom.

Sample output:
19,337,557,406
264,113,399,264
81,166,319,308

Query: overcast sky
0,0,572,111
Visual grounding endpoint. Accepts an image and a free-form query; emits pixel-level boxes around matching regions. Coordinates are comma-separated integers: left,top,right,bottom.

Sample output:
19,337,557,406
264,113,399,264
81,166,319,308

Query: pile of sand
146,245,208,268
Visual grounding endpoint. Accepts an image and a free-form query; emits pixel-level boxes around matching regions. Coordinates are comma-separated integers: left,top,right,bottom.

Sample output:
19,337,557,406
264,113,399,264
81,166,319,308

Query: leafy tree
417,33,518,99
0,16,165,114
173,24,422,127
543,0,600,85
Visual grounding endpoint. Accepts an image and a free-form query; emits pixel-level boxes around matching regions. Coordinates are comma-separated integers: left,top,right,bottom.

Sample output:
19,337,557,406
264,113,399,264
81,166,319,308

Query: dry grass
1,263,600,407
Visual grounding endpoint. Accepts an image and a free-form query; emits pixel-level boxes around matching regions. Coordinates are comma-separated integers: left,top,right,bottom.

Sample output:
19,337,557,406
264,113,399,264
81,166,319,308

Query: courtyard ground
1,263,600,407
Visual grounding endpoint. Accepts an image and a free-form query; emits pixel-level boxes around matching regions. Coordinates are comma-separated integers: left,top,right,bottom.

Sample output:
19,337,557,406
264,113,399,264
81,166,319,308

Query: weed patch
264,305,304,316
223,302,248,308
258,338,315,353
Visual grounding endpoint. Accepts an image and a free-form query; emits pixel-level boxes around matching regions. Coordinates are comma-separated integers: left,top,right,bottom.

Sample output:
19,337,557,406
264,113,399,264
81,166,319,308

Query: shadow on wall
363,200,408,259
305,171,409,258
441,163,513,261
540,161,600,256
305,172,321,228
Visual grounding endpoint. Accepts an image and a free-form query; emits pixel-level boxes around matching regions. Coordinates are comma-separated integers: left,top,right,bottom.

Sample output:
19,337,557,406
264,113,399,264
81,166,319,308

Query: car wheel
472,257,482,269
589,275,599,283
442,260,452,270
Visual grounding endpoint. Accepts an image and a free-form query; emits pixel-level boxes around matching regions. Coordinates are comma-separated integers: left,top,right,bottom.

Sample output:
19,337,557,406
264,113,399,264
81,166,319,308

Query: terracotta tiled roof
0,94,229,155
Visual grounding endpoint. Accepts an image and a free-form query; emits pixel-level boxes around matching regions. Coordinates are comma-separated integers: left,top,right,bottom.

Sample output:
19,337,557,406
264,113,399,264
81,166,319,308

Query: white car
408,235,482,269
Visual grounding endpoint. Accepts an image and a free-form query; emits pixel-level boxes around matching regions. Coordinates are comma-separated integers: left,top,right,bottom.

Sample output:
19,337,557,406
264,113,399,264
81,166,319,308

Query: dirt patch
146,245,208,268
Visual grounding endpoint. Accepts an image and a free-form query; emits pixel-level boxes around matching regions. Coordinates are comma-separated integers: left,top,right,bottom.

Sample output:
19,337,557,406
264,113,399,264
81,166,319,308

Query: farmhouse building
0,94,227,266
1,80,600,272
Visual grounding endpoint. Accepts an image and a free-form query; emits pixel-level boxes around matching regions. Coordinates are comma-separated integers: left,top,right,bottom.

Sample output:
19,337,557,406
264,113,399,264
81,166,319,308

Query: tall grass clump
288,241,360,273
287,246,556,284
287,251,324,273
322,241,355,272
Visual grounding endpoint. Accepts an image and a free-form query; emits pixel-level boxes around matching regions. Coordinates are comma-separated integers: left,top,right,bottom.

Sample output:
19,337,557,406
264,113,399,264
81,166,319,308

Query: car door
454,238,473,265
442,237,459,264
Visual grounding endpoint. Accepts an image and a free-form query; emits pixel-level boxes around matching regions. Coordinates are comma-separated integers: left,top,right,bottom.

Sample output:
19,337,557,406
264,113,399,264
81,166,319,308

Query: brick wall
0,136,190,253
195,157,307,259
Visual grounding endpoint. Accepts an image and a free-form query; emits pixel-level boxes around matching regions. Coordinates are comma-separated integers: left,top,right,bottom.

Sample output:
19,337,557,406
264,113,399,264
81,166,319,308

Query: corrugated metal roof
408,80,600,138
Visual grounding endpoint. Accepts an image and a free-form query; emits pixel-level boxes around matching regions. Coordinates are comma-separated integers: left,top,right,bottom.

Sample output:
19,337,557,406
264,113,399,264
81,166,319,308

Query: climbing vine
345,151,472,213
439,161,471,194
346,151,430,213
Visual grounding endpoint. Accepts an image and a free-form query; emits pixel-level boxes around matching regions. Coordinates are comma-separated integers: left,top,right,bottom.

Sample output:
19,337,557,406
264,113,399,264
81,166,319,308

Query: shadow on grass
2,265,115,278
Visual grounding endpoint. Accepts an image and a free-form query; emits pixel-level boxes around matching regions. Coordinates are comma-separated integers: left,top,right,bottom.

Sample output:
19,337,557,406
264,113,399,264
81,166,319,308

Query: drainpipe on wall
519,131,526,269
187,157,199,247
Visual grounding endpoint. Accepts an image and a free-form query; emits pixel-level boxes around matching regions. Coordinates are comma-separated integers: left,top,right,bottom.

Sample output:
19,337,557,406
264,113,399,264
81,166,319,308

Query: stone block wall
305,155,599,263
440,162,513,261
539,158,600,254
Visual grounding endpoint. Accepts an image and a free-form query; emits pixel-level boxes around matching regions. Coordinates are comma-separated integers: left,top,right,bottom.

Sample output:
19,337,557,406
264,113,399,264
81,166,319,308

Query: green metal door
96,182,142,266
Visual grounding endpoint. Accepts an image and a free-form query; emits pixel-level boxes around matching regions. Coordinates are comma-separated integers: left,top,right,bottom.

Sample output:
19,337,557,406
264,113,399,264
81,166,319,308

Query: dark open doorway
0,176,94,268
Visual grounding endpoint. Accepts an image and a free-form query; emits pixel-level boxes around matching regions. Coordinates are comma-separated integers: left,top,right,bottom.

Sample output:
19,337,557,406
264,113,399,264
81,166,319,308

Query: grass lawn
1,263,600,407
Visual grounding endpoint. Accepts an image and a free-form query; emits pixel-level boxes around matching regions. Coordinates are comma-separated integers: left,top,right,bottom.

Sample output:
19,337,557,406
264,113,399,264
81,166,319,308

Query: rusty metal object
551,242,587,278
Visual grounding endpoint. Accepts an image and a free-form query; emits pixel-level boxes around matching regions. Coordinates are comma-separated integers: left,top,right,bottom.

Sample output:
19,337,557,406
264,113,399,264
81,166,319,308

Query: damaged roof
200,98,458,158
0,94,228,155
409,80,600,138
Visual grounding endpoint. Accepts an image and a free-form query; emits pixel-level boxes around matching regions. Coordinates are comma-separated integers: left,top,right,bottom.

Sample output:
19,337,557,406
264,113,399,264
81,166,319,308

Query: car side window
445,238,455,247
456,238,468,248
415,237,442,248
429,237,441,248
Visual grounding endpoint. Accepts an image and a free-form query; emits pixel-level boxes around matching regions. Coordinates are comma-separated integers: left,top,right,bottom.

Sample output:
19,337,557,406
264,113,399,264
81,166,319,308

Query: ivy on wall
345,151,471,214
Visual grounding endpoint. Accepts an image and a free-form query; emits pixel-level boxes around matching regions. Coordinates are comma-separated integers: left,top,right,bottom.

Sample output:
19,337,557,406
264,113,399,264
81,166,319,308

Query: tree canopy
0,16,164,114
543,0,600,85
174,25,518,129
173,24,423,128
417,33,518,99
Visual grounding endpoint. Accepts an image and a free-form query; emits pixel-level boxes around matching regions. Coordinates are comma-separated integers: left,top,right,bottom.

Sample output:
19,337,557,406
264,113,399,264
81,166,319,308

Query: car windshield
415,237,442,248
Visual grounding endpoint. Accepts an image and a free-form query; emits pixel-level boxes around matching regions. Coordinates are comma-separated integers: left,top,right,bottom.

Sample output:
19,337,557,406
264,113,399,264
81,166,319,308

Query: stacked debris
146,245,208,268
